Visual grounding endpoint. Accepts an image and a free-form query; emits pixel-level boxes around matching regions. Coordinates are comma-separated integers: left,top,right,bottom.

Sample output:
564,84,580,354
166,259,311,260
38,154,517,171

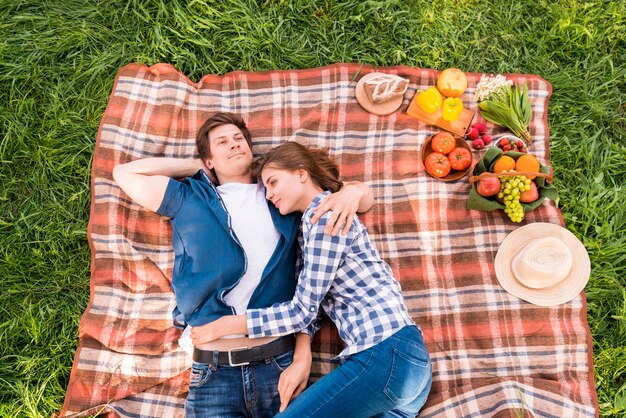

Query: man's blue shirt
156,169,300,328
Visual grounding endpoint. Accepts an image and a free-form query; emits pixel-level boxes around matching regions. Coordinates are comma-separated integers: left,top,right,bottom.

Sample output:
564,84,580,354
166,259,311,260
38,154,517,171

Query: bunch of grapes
497,175,532,222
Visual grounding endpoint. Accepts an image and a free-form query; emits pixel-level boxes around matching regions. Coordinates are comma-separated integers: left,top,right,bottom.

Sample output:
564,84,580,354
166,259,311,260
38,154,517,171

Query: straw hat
494,223,590,306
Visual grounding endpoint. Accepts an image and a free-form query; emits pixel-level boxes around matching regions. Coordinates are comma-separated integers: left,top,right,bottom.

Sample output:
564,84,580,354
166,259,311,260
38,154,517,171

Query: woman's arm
191,212,350,343
247,212,349,337
310,181,374,236
190,310,321,345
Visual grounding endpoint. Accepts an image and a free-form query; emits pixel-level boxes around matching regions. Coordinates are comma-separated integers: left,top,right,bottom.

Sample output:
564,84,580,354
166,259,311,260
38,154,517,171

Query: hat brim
494,223,590,306
354,72,404,116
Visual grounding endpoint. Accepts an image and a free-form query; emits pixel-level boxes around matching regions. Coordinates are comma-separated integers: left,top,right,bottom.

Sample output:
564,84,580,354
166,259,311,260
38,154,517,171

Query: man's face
206,124,253,184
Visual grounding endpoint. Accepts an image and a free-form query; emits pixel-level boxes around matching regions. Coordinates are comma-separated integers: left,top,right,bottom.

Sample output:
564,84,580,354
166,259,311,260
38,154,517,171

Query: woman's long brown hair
256,142,343,193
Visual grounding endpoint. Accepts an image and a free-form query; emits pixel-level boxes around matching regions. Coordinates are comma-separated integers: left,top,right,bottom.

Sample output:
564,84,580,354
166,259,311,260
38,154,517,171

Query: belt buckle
228,346,250,367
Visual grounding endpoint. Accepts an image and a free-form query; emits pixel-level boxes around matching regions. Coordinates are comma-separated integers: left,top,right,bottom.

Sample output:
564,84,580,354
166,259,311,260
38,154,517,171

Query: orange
515,155,541,179
492,155,516,173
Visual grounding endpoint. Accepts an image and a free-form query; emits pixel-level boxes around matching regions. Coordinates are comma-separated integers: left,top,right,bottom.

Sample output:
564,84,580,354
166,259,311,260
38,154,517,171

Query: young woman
191,142,432,417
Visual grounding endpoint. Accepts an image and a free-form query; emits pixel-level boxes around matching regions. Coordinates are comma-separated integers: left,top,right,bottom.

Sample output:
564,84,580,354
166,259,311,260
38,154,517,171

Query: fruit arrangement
467,147,557,222
494,136,528,153
415,68,468,122
423,131,472,180
466,122,492,150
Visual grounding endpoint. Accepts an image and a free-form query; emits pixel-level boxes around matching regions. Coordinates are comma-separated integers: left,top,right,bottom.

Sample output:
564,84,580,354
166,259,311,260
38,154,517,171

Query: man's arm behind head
112,158,205,212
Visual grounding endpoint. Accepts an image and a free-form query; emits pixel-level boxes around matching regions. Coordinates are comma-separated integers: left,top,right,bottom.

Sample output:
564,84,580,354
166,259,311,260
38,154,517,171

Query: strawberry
499,138,510,146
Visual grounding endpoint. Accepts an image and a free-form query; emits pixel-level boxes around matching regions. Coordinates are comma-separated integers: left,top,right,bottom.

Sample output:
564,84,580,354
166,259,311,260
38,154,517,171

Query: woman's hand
190,315,247,346
190,320,222,346
277,351,312,412
311,184,361,236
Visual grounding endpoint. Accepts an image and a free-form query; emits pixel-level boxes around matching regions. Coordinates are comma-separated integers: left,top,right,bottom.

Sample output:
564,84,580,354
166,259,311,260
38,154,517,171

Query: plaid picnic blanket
60,63,598,417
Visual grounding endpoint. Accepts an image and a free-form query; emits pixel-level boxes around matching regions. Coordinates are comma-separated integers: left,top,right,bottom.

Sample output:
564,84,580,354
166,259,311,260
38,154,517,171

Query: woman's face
262,165,308,214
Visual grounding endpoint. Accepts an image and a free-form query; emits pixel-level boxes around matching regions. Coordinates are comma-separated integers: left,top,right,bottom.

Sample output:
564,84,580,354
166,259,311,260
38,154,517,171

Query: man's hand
277,352,312,412
311,183,363,236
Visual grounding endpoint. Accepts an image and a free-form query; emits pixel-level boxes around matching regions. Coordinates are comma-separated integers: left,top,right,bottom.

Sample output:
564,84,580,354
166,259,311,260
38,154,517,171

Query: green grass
0,0,624,416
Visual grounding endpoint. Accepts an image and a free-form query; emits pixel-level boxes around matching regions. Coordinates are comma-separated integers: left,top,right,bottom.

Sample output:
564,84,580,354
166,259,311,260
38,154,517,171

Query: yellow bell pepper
441,97,464,122
416,86,443,113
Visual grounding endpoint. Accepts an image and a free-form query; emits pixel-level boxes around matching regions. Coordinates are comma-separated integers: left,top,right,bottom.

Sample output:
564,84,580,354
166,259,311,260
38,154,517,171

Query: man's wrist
345,182,365,198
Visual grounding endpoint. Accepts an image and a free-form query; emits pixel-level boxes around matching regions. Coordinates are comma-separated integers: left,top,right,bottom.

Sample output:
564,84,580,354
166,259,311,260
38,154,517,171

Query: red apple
477,177,500,197
520,181,539,203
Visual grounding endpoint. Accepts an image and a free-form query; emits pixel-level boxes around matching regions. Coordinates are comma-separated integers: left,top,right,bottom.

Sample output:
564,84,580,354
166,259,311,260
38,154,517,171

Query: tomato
425,152,451,178
448,147,472,170
431,132,456,154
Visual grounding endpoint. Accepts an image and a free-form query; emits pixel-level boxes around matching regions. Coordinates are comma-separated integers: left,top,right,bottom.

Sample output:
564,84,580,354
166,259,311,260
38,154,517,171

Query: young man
112,112,373,417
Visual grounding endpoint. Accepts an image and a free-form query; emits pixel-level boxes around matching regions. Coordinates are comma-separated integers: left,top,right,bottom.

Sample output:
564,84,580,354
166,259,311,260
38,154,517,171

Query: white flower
473,74,513,102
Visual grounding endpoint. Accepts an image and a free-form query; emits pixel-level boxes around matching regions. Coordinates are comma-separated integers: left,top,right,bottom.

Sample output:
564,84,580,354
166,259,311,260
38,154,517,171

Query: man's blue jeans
277,325,432,418
185,349,294,417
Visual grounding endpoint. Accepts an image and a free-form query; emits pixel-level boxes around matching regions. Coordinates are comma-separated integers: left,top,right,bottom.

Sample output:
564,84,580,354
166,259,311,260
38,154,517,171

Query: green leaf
594,172,604,183
481,83,533,135
615,386,626,411
521,83,532,125
511,84,522,118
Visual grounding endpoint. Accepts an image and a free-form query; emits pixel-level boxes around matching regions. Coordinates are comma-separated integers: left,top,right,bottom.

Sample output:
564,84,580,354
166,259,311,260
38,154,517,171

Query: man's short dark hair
196,112,253,160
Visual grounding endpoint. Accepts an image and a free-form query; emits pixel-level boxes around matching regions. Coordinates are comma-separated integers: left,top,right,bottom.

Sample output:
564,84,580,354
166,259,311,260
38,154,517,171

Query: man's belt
192,336,295,367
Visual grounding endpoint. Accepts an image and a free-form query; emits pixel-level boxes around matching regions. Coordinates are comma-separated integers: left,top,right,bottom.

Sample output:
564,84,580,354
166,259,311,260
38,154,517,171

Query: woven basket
466,147,558,213
469,169,553,186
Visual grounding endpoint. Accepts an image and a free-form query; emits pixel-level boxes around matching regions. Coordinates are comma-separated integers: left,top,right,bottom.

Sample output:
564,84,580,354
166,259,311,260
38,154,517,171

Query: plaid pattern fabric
247,191,414,359
60,63,598,417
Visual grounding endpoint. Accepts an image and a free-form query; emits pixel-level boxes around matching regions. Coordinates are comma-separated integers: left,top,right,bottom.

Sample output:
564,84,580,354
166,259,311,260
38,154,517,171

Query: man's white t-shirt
217,182,281,313
179,182,280,354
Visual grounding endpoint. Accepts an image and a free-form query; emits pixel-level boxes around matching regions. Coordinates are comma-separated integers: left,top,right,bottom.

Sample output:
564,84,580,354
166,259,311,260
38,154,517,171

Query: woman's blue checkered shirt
246,191,414,360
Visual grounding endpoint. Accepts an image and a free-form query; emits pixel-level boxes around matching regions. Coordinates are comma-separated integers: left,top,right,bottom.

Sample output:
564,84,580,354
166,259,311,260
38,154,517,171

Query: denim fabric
276,326,432,418
185,350,294,418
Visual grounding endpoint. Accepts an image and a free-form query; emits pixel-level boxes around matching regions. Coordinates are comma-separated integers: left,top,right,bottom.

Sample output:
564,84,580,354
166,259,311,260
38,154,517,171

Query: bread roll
363,74,409,104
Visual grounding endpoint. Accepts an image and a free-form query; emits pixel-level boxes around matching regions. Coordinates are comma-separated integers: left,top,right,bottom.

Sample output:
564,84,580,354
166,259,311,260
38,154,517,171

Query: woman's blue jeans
185,349,294,417
277,325,432,418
